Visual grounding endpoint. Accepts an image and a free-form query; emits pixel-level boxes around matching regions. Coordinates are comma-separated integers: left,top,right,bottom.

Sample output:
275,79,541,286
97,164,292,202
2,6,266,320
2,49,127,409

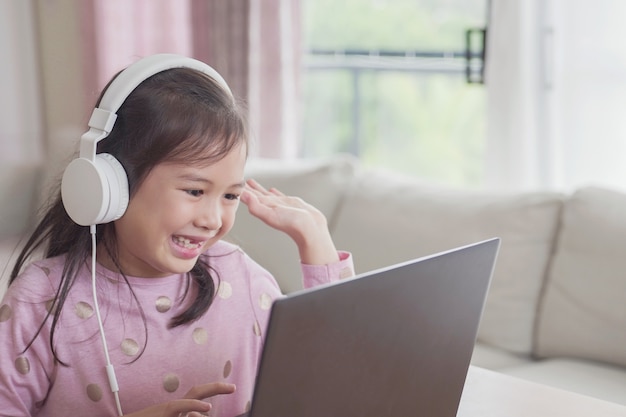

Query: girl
0,54,353,417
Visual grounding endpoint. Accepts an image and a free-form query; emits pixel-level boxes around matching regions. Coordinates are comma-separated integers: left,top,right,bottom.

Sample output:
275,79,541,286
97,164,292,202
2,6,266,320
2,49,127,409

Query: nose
195,197,223,231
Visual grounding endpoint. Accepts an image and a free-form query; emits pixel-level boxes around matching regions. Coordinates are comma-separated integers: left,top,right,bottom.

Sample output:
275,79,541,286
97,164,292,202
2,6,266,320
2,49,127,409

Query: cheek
123,192,189,233
220,204,240,231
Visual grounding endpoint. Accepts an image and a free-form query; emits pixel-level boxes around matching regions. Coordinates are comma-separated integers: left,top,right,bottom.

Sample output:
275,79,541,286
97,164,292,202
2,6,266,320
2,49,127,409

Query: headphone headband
99,54,232,115
80,54,232,161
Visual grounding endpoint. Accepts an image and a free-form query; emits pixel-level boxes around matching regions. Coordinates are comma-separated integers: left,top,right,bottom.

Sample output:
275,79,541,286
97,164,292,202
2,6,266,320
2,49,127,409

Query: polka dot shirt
0,240,354,417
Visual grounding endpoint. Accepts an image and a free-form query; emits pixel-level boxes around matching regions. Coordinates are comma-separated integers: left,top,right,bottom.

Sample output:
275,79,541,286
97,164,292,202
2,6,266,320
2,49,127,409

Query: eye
185,189,204,197
225,193,240,201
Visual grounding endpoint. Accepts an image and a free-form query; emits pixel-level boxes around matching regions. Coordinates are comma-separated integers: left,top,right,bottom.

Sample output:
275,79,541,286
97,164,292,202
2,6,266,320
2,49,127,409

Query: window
301,0,489,187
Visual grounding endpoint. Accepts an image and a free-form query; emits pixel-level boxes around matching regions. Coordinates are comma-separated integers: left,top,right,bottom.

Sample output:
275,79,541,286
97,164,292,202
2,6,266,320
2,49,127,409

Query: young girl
0,54,354,417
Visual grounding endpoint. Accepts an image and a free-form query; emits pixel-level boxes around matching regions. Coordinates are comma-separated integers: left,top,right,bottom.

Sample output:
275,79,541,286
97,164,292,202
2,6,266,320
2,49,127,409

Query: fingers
243,179,307,211
241,179,281,210
184,382,236,400
171,383,236,417
245,178,285,197
123,384,236,417
122,399,210,417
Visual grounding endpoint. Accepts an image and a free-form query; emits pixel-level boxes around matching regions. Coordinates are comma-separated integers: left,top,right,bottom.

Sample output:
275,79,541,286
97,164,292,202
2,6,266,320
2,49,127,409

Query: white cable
90,225,123,416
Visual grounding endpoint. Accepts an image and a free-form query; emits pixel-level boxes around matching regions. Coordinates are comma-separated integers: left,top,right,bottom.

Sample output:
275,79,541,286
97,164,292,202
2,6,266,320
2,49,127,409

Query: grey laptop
238,238,500,417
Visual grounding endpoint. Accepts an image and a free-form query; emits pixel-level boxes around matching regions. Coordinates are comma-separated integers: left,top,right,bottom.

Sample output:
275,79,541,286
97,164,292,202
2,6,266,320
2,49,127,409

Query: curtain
83,0,300,159
486,0,626,192
484,0,546,191
248,0,302,158
83,0,194,97
191,0,249,101
0,1,44,236
547,0,626,192
193,0,302,158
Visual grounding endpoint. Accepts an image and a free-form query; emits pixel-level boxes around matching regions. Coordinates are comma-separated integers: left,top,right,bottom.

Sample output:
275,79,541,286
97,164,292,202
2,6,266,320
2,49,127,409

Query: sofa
227,154,626,406
2,154,626,405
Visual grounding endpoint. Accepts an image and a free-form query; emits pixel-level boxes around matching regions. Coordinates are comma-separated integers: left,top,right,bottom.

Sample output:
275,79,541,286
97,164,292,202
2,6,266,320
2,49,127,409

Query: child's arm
240,178,340,266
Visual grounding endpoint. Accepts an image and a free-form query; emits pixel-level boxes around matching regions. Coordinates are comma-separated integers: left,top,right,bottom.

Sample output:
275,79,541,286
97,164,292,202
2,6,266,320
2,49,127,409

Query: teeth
174,236,202,249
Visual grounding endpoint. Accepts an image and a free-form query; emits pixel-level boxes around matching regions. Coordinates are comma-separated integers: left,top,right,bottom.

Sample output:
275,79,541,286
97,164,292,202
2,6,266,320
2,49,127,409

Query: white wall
34,0,90,191
0,0,44,237
0,0,88,291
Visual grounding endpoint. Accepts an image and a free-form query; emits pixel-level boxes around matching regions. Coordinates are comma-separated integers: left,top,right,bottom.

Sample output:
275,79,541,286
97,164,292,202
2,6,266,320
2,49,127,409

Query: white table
458,366,626,416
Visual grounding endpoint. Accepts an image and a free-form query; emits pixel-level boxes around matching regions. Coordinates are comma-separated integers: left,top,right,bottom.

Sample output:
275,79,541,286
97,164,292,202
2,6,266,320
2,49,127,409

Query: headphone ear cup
61,153,129,226
95,153,129,224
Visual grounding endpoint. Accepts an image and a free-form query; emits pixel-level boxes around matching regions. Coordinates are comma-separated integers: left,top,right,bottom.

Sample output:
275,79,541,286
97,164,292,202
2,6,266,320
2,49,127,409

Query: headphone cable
90,225,123,416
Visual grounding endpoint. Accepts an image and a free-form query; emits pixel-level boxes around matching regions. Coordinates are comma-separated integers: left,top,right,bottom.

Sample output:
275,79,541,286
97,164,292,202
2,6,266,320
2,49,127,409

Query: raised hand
240,178,339,265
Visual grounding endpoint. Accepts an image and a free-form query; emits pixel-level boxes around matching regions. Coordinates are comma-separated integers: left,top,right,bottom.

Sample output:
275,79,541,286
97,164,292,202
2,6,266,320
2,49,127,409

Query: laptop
237,238,500,417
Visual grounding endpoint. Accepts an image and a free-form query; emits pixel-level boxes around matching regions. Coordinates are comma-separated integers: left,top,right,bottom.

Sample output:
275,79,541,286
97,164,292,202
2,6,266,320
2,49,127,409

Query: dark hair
10,66,248,363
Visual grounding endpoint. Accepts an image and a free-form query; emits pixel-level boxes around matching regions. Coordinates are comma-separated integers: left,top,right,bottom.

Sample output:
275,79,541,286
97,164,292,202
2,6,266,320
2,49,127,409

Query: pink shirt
0,241,354,417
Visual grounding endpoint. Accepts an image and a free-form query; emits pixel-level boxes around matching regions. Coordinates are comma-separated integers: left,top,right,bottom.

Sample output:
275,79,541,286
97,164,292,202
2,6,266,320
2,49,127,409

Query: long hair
10,65,248,362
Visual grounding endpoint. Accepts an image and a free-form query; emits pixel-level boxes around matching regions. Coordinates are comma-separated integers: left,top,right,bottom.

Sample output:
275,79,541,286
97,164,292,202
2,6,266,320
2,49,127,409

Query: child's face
109,143,247,277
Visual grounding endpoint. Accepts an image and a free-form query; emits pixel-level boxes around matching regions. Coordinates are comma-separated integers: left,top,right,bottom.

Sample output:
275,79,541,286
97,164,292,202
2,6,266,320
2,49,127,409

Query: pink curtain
248,0,302,158
81,0,301,159
191,0,249,100
81,0,193,97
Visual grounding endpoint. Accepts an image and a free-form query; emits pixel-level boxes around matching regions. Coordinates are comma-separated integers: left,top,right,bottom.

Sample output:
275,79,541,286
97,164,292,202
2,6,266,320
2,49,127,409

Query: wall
34,0,90,192
0,1,43,237
0,1,89,289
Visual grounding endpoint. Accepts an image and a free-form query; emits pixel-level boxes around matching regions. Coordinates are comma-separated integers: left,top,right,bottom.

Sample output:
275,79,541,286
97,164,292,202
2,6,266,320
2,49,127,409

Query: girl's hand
122,382,235,417
240,179,340,265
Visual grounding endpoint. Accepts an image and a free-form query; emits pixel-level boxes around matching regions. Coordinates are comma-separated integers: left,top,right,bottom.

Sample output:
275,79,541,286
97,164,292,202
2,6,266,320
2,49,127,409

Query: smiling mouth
173,236,204,249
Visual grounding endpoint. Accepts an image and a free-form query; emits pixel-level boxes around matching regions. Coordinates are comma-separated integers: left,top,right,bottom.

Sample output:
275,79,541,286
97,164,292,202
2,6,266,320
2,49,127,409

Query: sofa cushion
331,166,564,355
227,155,357,293
471,342,533,370
535,187,626,368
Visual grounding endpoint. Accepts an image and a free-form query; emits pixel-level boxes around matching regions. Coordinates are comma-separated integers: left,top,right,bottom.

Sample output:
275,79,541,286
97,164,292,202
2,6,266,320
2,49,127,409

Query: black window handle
465,27,487,84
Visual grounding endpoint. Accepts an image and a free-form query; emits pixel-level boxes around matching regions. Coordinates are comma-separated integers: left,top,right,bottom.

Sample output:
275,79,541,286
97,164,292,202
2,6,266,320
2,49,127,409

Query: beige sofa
2,154,626,405
228,154,626,405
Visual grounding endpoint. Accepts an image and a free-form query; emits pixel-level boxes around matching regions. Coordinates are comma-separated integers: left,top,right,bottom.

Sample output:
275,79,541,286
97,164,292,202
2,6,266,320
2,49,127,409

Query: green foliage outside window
301,0,488,187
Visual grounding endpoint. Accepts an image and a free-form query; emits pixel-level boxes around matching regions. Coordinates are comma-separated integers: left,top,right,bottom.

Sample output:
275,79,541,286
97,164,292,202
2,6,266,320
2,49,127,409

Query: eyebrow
177,174,245,189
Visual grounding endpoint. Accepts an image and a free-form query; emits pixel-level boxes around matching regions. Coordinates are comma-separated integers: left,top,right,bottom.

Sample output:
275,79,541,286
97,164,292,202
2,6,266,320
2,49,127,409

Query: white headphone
61,54,232,226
